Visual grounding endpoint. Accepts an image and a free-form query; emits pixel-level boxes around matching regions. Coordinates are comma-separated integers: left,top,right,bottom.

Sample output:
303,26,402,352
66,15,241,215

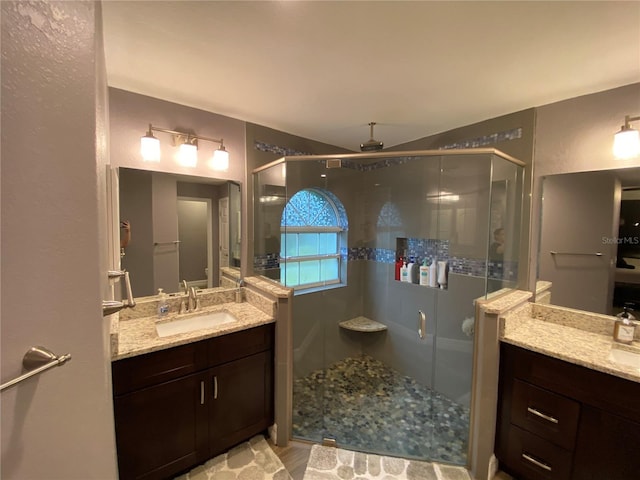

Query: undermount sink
608,347,640,370
156,311,238,338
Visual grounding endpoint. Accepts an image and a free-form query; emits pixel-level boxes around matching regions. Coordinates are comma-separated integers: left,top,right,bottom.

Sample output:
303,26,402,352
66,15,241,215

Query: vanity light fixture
140,125,160,162
178,137,198,167
140,124,229,170
209,143,229,171
613,114,640,160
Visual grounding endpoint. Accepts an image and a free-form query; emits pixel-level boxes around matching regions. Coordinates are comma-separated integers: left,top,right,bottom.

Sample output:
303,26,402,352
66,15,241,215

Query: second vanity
110,286,276,480
495,301,640,480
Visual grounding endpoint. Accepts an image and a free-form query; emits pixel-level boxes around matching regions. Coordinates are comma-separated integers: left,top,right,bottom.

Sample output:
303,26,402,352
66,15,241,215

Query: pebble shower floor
293,355,469,465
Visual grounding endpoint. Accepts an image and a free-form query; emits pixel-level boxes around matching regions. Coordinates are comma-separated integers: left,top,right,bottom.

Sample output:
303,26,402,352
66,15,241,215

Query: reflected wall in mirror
538,167,640,315
118,167,241,297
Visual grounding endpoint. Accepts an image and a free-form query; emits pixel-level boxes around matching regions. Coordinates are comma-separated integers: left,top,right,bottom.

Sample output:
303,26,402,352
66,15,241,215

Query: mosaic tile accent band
254,240,517,281
254,140,311,157
440,127,523,150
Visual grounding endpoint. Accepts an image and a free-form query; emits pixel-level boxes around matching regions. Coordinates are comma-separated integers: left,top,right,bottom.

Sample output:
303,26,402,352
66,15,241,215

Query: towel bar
1,346,71,392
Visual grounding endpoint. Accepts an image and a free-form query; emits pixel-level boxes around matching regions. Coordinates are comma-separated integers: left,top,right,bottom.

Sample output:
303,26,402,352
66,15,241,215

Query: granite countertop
112,301,274,361
500,302,640,383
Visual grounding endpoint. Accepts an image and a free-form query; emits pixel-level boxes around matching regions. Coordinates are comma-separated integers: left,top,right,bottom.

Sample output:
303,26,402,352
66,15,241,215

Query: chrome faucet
188,286,199,312
179,281,199,314
235,278,244,303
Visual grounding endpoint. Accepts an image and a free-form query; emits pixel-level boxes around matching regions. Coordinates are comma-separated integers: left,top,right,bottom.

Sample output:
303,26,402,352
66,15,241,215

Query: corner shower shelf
339,316,387,332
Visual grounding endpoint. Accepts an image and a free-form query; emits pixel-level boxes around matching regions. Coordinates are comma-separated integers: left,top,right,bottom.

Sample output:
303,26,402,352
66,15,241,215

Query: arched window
280,188,348,290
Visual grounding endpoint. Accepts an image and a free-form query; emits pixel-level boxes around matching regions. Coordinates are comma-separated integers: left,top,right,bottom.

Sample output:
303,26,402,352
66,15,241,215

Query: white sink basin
156,311,238,338
608,347,640,370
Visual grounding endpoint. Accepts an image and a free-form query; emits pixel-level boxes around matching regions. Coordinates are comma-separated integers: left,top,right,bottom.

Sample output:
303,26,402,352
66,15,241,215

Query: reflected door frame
177,196,214,289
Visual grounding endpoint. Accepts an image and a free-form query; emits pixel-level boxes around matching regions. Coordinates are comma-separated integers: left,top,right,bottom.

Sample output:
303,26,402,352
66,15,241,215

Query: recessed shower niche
253,149,524,465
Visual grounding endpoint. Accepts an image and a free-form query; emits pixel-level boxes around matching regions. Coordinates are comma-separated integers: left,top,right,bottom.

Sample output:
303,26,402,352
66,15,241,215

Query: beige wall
1,1,118,478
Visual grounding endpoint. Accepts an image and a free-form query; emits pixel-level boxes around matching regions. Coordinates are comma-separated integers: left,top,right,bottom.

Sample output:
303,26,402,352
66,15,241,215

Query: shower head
360,122,384,152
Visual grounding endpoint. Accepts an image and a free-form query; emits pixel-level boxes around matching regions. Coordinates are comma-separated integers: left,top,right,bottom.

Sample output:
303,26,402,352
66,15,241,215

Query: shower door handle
418,310,426,339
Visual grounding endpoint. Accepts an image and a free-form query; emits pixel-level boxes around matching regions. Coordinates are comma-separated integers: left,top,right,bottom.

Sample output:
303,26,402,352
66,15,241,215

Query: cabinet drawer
511,379,580,450
503,425,573,480
113,341,208,396
208,323,274,366
502,343,640,423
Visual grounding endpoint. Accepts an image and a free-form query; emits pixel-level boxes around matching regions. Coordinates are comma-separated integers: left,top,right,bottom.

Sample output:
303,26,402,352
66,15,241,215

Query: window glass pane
282,262,299,286
298,233,319,256
299,260,321,285
282,233,298,258
320,258,339,282
318,232,338,255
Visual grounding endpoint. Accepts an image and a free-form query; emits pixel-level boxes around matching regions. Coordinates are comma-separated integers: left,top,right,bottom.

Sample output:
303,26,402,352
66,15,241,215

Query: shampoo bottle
407,257,417,284
395,256,403,281
437,261,448,289
428,259,437,287
419,258,430,286
157,288,169,318
400,261,409,282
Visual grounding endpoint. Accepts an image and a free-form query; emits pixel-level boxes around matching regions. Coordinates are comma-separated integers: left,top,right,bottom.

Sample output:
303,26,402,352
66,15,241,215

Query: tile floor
293,355,470,465
303,444,472,480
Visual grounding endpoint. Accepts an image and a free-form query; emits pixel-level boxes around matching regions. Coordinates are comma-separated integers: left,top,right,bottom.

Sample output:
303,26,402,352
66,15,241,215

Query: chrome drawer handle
527,406,559,424
200,381,205,405
522,453,552,472
213,376,218,400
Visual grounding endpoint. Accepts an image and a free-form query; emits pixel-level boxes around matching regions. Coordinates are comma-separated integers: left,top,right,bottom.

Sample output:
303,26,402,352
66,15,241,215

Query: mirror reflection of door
219,197,229,269
177,197,213,289
539,172,619,314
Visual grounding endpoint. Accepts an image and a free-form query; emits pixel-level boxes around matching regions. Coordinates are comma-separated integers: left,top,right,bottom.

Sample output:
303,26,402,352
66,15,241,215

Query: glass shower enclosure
253,150,524,466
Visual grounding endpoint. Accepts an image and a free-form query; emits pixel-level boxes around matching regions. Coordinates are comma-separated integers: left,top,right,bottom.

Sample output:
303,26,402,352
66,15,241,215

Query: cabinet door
209,350,274,456
572,406,640,480
114,371,209,480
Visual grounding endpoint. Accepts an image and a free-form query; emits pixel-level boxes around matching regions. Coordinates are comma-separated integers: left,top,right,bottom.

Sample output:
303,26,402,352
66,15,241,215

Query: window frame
279,186,348,292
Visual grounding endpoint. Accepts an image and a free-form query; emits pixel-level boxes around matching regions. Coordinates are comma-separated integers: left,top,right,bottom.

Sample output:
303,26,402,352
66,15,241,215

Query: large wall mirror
118,167,241,298
538,167,640,315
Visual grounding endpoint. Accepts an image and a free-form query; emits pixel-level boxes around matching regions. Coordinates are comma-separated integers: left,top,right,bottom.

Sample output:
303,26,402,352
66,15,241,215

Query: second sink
156,311,238,338
608,346,640,370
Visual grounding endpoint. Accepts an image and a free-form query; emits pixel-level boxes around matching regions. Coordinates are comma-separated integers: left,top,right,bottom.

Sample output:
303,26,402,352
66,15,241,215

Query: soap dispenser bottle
419,258,430,286
614,305,636,344
157,288,169,318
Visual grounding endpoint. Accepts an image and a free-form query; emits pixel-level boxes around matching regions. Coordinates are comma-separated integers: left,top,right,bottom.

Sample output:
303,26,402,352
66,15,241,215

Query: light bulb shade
210,147,229,171
178,142,198,167
140,134,160,162
613,127,640,159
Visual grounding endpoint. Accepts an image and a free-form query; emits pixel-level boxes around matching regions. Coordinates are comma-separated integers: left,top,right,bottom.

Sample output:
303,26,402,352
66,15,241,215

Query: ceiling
102,1,640,152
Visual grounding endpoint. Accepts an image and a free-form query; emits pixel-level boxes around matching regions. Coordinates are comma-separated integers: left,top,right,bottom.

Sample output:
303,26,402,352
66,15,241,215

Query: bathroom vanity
110,289,276,480
496,302,640,480
112,323,274,480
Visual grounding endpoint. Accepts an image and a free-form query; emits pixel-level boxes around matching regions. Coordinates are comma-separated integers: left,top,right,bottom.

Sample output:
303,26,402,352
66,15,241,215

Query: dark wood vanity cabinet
112,324,274,480
496,343,640,480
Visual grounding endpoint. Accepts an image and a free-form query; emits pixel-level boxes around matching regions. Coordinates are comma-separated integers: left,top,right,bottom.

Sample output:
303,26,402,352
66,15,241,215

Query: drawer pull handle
527,406,559,424
200,381,205,405
522,453,552,472
213,376,218,400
